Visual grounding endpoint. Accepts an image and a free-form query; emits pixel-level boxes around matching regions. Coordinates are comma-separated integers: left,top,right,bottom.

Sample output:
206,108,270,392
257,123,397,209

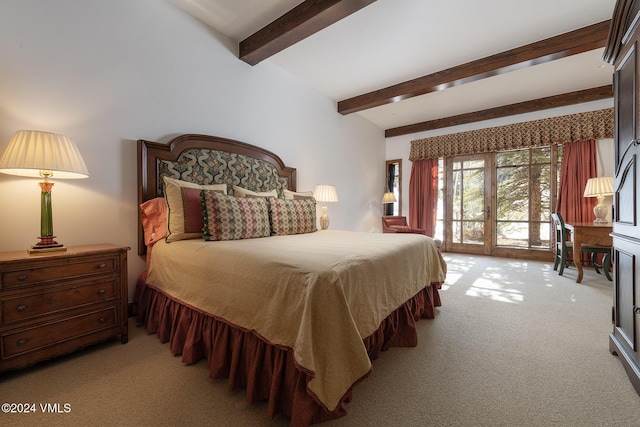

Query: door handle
486,206,491,220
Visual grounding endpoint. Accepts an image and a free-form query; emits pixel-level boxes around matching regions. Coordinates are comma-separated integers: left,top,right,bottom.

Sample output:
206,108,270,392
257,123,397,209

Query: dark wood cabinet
604,0,640,396
0,244,129,373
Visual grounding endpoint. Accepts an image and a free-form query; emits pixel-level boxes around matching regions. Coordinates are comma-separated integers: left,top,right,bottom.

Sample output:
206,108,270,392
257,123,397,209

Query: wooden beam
384,85,613,138
339,20,611,115
240,0,377,66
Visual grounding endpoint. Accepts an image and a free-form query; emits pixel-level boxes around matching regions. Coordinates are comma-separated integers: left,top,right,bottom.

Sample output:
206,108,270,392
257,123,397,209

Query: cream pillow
283,189,314,200
163,176,227,242
232,185,278,198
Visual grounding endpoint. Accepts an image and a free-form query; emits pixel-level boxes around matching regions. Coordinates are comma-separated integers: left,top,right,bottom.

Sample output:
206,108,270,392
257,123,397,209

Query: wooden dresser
0,244,129,373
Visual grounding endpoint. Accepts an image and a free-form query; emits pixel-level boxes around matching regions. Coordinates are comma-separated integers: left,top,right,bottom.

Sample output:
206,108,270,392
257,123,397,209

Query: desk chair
551,212,612,280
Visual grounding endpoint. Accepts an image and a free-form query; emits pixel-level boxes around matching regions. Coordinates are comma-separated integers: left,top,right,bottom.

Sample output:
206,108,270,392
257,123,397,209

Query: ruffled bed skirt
135,275,441,426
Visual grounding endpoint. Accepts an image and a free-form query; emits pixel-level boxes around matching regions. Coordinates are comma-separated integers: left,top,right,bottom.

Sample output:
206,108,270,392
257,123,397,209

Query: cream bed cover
146,230,446,411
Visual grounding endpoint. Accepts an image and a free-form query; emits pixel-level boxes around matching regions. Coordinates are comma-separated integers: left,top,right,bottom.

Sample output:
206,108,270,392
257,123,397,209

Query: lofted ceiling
167,0,616,137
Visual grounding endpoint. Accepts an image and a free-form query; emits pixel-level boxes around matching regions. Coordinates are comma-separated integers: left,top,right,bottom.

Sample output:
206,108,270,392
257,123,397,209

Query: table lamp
382,191,397,204
0,130,89,252
313,185,339,230
583,176,613,223
382,190,397,216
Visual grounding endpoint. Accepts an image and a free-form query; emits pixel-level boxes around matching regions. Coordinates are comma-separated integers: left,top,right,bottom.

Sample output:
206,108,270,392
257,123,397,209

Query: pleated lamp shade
313,185,339,203
382,191,397,203
0,130,89,179
583,176,613,197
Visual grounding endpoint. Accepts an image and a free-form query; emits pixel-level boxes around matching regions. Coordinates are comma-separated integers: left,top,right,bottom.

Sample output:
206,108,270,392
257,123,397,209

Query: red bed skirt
135,274,441,426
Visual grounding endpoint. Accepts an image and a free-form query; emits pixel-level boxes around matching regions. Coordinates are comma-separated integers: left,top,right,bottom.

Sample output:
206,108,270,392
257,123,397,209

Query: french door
444,149,555,260
446,154,492,255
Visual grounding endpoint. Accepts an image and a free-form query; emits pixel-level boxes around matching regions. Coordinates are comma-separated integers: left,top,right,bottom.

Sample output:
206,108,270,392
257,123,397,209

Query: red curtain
409,158,438,236
556,139,597,223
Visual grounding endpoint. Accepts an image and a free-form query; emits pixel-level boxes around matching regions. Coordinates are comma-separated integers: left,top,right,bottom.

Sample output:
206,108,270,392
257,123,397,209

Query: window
495,147,554,249
385,159,401,216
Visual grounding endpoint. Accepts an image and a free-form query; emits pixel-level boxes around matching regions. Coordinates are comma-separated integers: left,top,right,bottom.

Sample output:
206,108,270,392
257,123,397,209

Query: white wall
0,0,385,301
386,99,615,220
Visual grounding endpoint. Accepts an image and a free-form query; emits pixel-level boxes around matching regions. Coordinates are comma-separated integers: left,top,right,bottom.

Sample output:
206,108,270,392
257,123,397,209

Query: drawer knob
16,304,27,312
99,317,106,323
634,306,640,315
97,263,106,269
17,274,27,281
98,288,106,295
17,338,27,346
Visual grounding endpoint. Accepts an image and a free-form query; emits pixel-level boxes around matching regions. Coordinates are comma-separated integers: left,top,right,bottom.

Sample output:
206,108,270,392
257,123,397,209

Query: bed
134,133,446,426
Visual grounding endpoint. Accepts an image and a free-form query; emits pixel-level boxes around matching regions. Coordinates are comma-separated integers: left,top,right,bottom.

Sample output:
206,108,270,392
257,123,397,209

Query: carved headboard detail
137,133,297,255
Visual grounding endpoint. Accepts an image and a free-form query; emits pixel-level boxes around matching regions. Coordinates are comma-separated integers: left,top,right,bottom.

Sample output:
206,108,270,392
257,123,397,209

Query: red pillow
180,187,205,233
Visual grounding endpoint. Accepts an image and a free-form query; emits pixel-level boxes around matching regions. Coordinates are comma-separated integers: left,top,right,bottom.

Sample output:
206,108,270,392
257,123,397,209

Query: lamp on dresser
583,176,613,223
0,130,89,252
313,184,339,230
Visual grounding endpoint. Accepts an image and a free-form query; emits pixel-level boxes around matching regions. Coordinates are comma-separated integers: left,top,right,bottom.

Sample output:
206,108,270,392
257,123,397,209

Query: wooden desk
564,222,612,283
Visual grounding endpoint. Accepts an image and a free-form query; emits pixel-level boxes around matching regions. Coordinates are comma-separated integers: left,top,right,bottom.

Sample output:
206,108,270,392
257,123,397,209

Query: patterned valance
409,108,614,161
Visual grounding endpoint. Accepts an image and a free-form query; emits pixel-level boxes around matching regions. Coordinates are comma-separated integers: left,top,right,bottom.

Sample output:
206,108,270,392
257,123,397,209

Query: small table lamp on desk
0,130,89,253
583,176,613,223
314,185,339,230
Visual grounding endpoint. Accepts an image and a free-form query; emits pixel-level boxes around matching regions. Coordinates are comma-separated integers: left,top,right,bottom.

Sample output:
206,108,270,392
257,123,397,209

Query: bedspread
146,230,446,411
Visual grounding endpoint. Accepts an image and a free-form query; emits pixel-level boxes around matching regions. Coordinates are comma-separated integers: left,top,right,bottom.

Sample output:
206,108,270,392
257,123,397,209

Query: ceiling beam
339,20,611,115
384,85,613,138
240,0,377,66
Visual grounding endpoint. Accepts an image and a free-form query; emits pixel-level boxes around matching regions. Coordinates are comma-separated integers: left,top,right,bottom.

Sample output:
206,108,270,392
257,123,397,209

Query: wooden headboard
137,134,297,255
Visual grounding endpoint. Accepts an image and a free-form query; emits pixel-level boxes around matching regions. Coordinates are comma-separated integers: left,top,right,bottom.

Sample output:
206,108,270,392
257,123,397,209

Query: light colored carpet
2,254,639,426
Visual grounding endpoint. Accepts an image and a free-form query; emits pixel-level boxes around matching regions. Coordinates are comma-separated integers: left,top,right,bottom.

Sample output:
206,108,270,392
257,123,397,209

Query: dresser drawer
1,256,117,288
0,244,129,373
1,279,117,324
1,307,117,358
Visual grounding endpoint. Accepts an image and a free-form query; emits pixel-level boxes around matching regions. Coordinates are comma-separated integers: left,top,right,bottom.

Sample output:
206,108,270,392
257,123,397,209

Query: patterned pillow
201,191,271,241
268,198,317,236
163,176,227,242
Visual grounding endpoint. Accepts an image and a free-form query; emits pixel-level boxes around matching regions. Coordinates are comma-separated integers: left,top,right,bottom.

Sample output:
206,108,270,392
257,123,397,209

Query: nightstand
0,244,129,373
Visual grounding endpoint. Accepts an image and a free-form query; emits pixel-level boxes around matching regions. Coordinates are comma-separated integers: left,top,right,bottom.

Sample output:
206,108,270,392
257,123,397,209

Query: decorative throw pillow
232,185,278,198
180,187,206,233
140,197,168,246
283,189,314,200
202,190,271,241
268,197,317,236
163,176,227,242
